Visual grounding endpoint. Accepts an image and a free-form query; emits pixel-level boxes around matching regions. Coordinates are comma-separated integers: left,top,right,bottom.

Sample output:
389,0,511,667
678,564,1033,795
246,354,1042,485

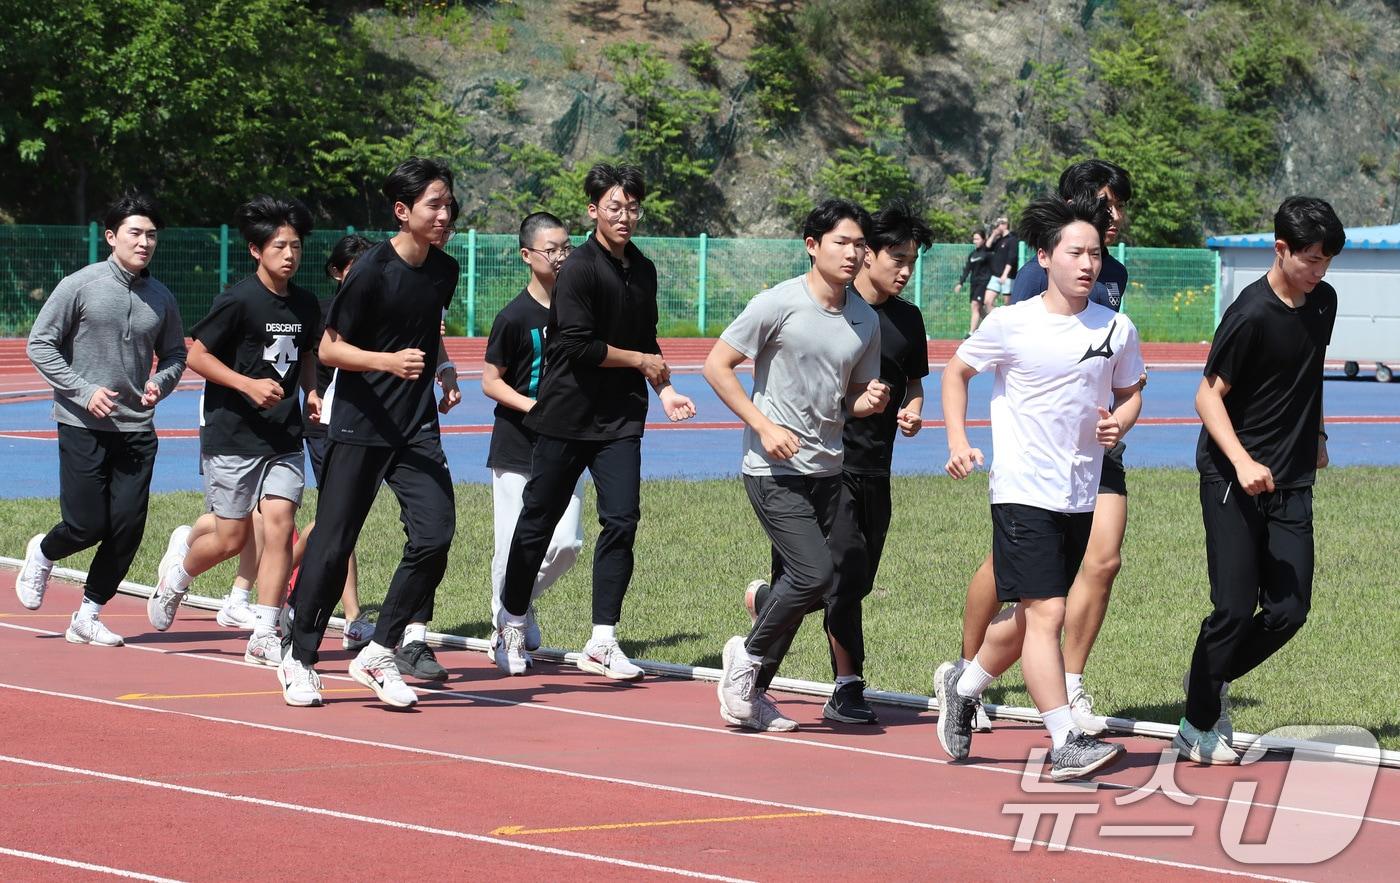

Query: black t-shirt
302,295,335,439
990,233,1020,277
842,295,929,476
324,239,458,447
526,234,661,441
959,247,993,289
485,287,550,472
190,275,321,456
1196,275,1337,488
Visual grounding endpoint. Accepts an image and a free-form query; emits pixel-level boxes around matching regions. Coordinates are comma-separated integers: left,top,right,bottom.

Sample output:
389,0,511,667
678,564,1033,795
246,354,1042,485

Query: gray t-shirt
720,274,881,477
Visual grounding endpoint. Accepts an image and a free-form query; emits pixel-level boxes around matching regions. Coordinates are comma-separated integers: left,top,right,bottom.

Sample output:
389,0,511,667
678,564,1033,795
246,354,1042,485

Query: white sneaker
1183,671,1233,743
722,691,798,732
718,635,759,722
494,625,529,675
1069,687,1110,736
577,638,643,680
278,657,323,707
1174,717,1240,765
973,702,994,733
148,526,191,631
342,617,375,651
64,613,123,647
15,534,53,610
216,598,256,629
524,604,542,652
244,631,283,667
349,647,417,708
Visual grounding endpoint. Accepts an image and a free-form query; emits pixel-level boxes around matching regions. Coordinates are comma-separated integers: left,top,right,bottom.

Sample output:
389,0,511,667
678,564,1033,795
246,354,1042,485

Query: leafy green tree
813,73,918,211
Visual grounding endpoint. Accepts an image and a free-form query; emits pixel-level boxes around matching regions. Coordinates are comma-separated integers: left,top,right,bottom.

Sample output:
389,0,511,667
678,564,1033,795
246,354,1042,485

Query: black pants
743,473,842,692
42,424,158,605
1185,481,1314,730
501,434,640,626
290,436,455,666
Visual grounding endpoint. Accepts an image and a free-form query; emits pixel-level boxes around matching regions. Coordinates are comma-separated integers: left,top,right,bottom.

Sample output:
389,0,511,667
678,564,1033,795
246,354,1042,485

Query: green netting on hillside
0,226,1220,341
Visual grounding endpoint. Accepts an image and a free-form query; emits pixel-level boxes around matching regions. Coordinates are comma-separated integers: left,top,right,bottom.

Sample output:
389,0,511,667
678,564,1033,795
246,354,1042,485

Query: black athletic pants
1185,481,1314,730
743,473,842,692
501,434,640,626
767,471,891,679
290,436,455,666
41,424,158,605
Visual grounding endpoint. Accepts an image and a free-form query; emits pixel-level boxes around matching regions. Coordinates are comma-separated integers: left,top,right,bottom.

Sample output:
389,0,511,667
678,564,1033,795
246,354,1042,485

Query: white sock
403,623,427,645
1043,704,1074,749
168,563,192,592
955,658,995,699
591,624,616,643
834,674,861,687
251,604,279,634
229,586,251,606
77,598,102,620
959,657,974,671
1065,671,1084,697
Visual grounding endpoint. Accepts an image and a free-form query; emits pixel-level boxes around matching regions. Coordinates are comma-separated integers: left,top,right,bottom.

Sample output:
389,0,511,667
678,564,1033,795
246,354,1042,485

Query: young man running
280,157,462,708
1175,196,1342,764
937,159,1138,735
18,194,187,645
148,197,320,669
492,164,695,678
707,199,890,731
937,195,1143,781
482,212,584,664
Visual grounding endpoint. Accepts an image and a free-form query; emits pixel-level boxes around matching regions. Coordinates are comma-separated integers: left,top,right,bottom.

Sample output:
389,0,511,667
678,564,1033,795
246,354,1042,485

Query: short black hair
382,157,455,211
235,195,313,249
802,198,873,243
325,233,375,279
103,193,164,232
1017,192,1111,255
584,163,646,204
1274,196,1345,257
519,211,567,248
868,200,933,254
1057,159,1133,204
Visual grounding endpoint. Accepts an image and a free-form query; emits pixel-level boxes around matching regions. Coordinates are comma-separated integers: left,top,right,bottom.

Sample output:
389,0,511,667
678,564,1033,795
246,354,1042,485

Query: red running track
2,572,1397,881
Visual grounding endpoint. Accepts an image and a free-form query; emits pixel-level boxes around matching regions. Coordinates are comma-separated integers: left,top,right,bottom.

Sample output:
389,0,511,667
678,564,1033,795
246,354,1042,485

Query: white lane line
0,680,1302,882
0,845,184,882
0,753,751,883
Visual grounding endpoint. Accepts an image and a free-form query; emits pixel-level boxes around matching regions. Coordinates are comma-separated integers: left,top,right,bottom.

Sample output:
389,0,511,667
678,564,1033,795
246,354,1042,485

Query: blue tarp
1208,223,1400,250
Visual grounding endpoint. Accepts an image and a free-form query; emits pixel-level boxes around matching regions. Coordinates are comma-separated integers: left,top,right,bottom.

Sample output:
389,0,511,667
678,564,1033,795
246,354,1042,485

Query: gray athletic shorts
202,450,305,519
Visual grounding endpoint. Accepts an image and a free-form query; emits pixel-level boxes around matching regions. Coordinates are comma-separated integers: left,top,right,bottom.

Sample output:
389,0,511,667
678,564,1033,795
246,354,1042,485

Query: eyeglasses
598,203,644,220
525,244,574,262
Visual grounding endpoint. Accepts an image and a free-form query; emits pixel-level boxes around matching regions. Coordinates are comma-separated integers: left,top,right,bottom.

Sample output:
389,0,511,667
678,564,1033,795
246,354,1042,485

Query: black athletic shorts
305,435,329,488
990,503,1093,603
1098,441,1127,496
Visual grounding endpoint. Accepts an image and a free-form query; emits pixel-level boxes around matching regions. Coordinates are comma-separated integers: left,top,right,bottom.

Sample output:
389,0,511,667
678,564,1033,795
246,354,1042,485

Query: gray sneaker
1173,717,1240,765
936,662,978,761
722,692,798,732
1183,671,1233,743
1051,730,1125,781
718,635,759,722
15,534,53,610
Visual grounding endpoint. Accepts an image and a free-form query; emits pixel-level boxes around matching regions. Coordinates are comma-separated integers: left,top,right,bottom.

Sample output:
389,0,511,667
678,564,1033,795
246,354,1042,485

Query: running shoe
1173,717,1240,765
1069,686,1109,735
395,640,448,682
718,635,758,722
342,616,374,651
244,631,283,667
1051,730,1126,780
278,657,323,707
577,638,643,680
493,624,529,676
936,663,978,761
722,692,798,732
823,680,879,724
15,534,53,610
64,612,123,647
349,646,418,708
523,604,542,652
216,597,256,629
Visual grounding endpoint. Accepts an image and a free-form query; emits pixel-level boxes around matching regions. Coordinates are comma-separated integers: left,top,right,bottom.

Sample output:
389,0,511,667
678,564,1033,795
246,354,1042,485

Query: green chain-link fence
0,226,1220,342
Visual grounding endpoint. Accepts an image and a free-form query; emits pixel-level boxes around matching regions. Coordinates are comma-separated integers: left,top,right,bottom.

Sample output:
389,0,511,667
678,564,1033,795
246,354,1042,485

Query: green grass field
4,467,1397,747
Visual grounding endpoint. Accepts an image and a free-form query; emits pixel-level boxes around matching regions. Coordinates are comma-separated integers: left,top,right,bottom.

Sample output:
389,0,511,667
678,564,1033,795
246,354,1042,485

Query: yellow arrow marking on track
118,688,365,701
491,811,823,837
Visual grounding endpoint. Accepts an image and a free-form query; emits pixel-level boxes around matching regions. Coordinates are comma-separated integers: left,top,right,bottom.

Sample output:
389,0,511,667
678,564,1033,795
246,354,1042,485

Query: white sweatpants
490,468,585,625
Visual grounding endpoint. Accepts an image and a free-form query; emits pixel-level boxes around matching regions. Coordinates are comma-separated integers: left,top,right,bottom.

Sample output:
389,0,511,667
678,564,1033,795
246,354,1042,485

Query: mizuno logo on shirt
1079,321,1116,363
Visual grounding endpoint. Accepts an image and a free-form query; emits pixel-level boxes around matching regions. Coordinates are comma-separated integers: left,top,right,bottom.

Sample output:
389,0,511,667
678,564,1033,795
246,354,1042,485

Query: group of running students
15,155,1342,783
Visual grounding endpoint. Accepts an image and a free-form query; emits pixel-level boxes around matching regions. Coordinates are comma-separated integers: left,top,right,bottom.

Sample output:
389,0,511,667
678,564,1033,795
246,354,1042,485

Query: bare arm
703,339,797,459
1196,374,1274,494
481,361,535,414
318,327,423,379
187,339,283,408
897,376,925,436
941,355,984,478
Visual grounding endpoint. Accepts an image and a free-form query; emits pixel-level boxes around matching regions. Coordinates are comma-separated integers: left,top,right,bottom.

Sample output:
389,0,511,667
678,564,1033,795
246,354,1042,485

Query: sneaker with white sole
278,657,323,707
342,617,375,651
935,660,994,734
216,598,256,630
723,692,798,732
936,663,979,761
524,604,542,652
349,647,418,708
15,534,53,610
973,702,993,733
493,624,529,676
1183,671,1233,744
244,631,283,667
1051,730,1125,781
1069,687,1110,735
147,526,191,631
718,635,759,722
1173,717,1240,765
823,680,878,724
743,579,767,624
577,638,643,680
64,613,123,647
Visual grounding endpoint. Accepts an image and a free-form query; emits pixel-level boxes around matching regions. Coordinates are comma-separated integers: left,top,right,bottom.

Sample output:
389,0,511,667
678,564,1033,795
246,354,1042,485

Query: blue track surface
0,369,1394,499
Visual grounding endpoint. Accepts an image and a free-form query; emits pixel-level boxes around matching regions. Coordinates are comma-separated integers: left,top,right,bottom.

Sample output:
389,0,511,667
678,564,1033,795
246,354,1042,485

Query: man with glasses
480,212,584,665
492,164,696,678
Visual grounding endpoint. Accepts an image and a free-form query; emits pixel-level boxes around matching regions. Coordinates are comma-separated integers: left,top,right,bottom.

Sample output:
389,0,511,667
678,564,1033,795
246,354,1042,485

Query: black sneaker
1050,730,1125,781
823,680,879,724
394,640,448,682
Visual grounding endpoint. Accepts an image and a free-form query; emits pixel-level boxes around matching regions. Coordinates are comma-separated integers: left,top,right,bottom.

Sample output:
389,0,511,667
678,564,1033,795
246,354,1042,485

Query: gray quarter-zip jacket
27,255,187,432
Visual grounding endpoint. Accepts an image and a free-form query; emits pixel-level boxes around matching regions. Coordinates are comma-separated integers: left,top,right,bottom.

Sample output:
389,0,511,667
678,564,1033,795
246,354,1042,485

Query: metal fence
0,225,1220,342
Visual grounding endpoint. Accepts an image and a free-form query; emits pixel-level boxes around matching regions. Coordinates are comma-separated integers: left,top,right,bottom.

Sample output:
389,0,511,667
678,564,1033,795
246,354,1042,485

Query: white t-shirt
955,296,1145,513
720,275,881,477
